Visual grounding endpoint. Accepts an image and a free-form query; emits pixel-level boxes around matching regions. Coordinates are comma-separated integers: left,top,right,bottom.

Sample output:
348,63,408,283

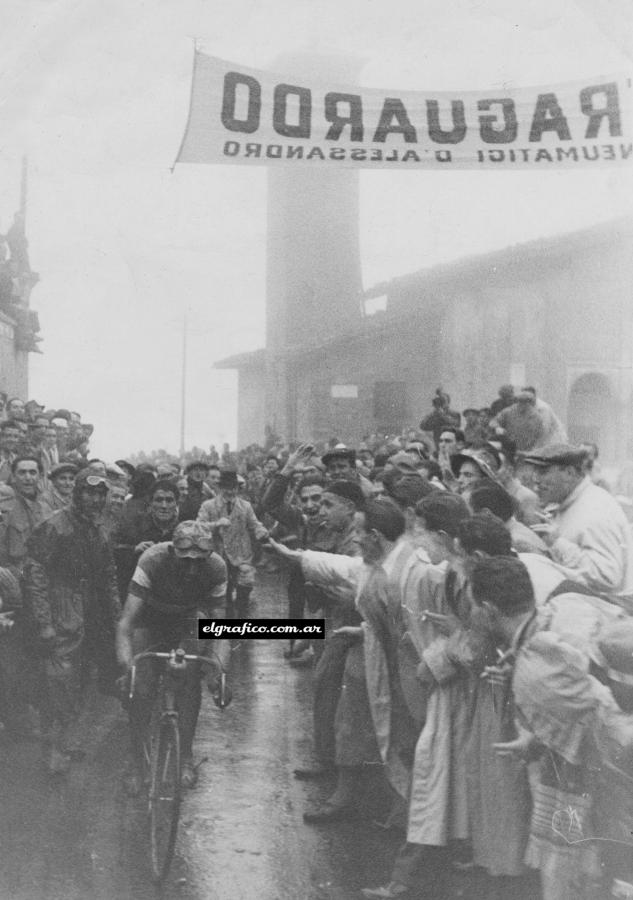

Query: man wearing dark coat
23,469,121,774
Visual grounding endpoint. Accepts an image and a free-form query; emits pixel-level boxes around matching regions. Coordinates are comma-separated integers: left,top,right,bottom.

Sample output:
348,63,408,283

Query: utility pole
179,312,187,457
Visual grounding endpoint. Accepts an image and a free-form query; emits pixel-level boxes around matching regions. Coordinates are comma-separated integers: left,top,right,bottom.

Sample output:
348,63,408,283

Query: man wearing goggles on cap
23,468,121,774
116,520,231,794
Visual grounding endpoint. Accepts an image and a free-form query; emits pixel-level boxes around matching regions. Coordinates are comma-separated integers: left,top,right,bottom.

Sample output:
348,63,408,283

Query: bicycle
128,647,228,883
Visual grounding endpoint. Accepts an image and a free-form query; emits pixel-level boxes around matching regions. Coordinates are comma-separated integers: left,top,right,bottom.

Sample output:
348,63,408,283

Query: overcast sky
0,0,631,459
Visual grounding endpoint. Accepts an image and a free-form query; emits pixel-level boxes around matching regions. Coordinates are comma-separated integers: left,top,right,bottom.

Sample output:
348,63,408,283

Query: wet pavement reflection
0,573,539,899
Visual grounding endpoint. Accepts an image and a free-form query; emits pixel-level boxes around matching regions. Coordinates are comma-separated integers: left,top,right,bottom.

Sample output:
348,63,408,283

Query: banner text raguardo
176,53,633,169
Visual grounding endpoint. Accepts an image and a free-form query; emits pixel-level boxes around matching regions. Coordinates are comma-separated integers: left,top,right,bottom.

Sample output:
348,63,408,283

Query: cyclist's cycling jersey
128,542,227,624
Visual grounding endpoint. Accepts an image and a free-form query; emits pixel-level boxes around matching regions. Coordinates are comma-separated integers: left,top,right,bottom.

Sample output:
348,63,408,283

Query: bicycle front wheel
148,716,181,883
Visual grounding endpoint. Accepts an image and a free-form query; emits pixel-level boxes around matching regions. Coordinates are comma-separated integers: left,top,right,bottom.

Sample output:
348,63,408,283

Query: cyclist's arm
116,594,144,670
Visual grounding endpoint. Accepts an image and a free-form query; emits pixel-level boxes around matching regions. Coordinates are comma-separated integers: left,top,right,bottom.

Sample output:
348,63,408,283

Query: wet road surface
0,573,541,900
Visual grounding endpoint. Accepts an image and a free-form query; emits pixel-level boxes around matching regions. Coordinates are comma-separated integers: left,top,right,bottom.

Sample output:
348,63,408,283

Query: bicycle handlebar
132,649,225,670
128,648,229,707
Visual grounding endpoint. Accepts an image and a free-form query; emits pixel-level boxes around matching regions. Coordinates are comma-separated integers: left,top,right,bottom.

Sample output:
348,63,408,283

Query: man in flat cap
321,445,357,480
523,443,633,609
41,461,77,516
322,445,373,498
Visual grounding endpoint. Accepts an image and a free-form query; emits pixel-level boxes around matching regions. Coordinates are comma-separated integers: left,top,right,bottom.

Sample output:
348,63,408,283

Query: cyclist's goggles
172,521,214,557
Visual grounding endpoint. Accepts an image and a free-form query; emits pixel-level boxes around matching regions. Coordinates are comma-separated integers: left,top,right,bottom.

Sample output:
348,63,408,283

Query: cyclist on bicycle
116,520,231,795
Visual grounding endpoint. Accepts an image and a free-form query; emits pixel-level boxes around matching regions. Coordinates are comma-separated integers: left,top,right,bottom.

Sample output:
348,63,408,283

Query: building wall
288,317,441,443
236,365,266,448
283,226,632,462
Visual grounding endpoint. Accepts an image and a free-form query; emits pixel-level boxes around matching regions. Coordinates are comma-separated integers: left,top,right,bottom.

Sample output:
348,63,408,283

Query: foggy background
0,0,631,459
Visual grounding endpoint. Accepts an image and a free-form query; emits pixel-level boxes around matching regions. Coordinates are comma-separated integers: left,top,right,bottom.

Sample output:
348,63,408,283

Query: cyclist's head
172,520,214,559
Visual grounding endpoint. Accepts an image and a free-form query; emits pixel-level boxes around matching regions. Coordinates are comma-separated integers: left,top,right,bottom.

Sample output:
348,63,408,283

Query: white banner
176,52,633,170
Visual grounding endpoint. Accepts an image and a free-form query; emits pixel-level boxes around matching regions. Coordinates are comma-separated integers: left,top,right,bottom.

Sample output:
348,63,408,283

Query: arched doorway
567,372,617,461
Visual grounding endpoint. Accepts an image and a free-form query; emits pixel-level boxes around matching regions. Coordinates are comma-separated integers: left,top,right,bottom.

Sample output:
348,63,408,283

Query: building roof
281,216,633,359
215,216,633,368
214,348,266,370
363,216,633,301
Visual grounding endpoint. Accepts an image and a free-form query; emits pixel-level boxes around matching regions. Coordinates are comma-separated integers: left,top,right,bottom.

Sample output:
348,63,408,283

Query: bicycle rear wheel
148,716,181,883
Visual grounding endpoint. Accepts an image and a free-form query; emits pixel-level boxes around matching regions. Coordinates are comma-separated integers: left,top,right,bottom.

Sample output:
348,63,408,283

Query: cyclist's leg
125,627,160,791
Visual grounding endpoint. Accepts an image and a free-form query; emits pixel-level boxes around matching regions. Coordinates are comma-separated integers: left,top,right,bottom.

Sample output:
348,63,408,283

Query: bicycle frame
128,647,227,883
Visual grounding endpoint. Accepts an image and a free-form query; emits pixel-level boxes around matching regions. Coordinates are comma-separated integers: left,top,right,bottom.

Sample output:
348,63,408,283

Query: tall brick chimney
265,53,363,439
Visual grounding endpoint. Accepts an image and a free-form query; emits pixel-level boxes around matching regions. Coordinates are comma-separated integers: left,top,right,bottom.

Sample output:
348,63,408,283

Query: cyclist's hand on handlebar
208,673,232,709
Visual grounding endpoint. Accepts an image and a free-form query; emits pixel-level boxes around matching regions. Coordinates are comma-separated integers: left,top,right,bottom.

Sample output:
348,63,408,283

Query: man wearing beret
524,443,633,609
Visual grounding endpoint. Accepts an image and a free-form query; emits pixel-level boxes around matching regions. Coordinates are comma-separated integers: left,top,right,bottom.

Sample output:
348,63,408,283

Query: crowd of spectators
0,381,631,898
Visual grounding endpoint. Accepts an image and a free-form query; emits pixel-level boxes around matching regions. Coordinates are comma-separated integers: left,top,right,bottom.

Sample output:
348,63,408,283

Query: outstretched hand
267,536,303,561
282,442,315,475
332,625,363,641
